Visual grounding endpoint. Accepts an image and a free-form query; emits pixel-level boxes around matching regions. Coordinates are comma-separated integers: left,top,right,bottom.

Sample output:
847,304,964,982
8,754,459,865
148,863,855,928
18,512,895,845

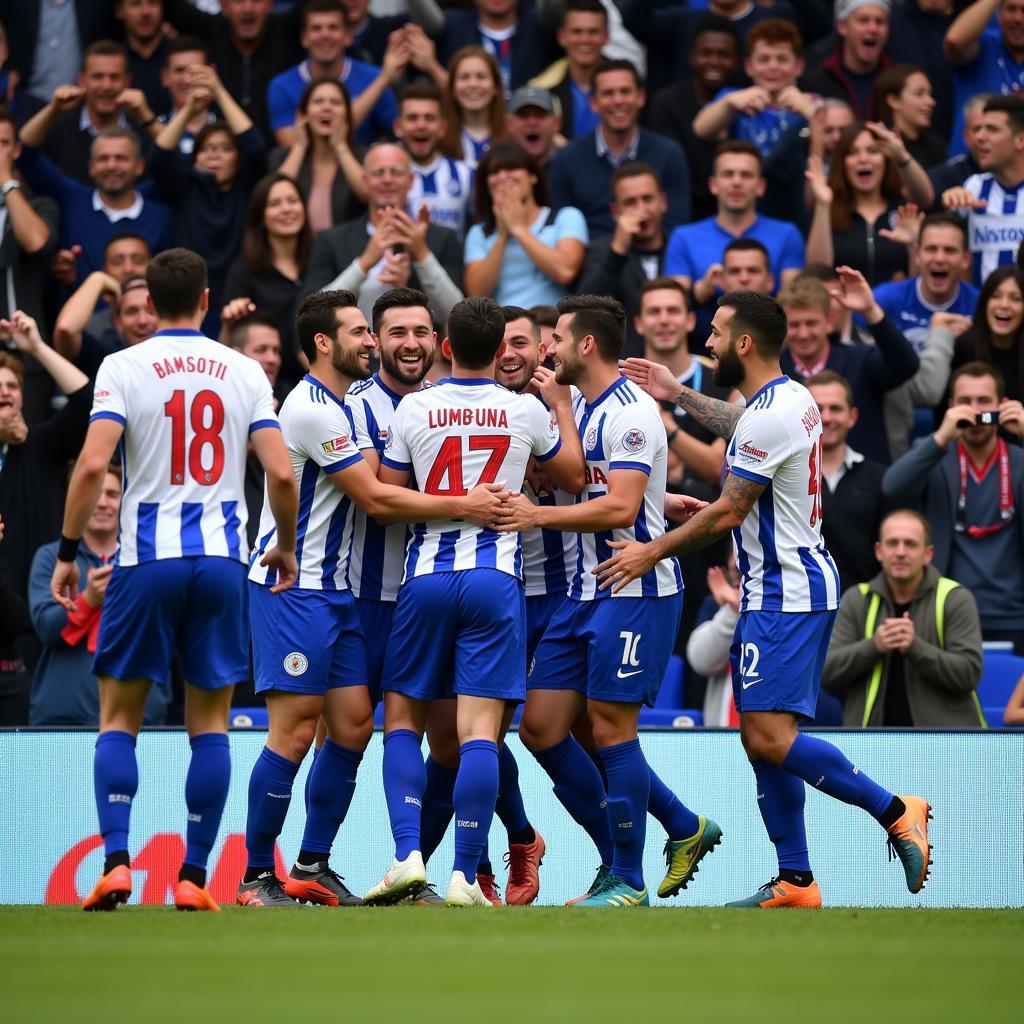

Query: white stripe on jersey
89,330,278,566
570,377,682,601
344,374,410,602
249,375,362,590
381,378,561,581
522,473,577,597
726,375,840,613
409,155,474,239
963,172,1024,286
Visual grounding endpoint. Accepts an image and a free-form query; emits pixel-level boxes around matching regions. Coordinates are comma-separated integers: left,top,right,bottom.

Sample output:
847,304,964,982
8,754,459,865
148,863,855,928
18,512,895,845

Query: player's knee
518,711,554,752
275,717,318,762
741,726,788,765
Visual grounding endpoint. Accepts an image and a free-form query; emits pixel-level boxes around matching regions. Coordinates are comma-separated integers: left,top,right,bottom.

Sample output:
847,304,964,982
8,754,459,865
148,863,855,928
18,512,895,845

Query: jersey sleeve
606,400,663,475
525,395,562,462
90,356,128,425
248,369,280,434
381,401,413,472
292,402,363,473
345,395,376,451
729,407,795,485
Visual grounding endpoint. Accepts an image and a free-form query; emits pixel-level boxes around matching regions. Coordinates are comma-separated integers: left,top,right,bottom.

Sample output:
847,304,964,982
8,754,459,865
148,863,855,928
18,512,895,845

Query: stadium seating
978,652,1024,727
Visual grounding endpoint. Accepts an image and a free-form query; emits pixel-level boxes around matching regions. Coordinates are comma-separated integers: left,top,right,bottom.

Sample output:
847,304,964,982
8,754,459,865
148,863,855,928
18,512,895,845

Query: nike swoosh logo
741,678,762,689
617,668,643,679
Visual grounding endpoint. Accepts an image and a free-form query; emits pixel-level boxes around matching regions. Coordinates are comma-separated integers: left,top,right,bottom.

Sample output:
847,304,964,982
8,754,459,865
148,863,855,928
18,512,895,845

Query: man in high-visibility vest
822,509,985,727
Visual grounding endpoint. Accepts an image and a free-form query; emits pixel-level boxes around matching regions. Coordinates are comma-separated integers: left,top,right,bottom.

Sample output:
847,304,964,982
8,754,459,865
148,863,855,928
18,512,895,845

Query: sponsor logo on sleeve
94,389,110,400
321,435,351,455
621,428,647,453
737,441,768,463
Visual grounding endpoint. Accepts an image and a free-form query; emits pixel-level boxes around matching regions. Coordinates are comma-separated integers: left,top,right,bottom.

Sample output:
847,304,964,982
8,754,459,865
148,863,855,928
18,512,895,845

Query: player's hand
999,397,1024,438
494,491,542,532
929,312,972,337
618,357,683,404
51,558,81,610
461,482,511,527
261,546,298,593
805,155,833,207
664,492,707,523
532,365,571,409
51,246,82,286
593,539,658,594
941,187,986,212
707,565,740,613
878,203,923,248
82,563,114,608
934,402,978,446
51,84,85,113
0,310,43,355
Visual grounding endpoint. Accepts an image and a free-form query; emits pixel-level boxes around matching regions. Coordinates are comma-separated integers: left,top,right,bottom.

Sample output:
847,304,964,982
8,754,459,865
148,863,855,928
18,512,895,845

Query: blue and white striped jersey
382,378,561,581
89,330,278,566
962,172,1024,286
409,155,474,239
726,375,840,613
248,375,363,591
344,374,410,602
570,377,682,601
522,467,577,597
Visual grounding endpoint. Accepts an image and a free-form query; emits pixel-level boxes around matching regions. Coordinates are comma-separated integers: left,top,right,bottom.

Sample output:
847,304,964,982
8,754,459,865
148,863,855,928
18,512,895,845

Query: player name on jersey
427,407,509,429
151,354,229,380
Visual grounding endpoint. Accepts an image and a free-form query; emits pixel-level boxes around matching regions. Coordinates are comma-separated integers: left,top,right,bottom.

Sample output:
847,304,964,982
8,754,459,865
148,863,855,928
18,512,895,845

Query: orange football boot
505,830,546,906
82,864,132,911
725,877,822,908
886,795,933,893
174,880,221,911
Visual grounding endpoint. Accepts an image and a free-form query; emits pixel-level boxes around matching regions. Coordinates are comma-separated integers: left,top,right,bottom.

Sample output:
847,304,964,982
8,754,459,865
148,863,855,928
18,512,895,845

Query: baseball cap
508,87,556,114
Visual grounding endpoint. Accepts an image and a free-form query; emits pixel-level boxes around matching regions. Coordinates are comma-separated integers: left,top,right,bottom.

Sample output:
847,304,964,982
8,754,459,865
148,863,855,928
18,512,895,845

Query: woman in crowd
270,78,367,235
221,174,314,387
464,142,587,307
805,120,934,285
871,64,947,171
441,47,508,167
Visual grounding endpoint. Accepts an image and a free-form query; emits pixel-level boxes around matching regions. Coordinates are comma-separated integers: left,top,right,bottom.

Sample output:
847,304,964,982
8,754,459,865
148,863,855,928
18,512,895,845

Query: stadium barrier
2,729,1021,908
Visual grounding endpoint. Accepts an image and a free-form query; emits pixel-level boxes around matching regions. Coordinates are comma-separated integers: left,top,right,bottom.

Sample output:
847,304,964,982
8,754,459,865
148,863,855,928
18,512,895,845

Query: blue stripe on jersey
733,524,751,606
222,501,241,560
181,502,204,555
979,177,995,204
91,411,126,425
756,484,784,607
731,464,771,486
535,437,562,462
541,518,569,594
475,528,498,569
250,419,280,433
321,496,351,591
798,546,827,608
364,404,383,452
361,523,387,600
381,455,412,471
293,459,320,586
609,461,651,474
434,529,460,571
514,533,523,580
137,503,158,562
406,523,427,577
421,168,437,194
324,453,362,473
592,523,615,601
633,502,658,598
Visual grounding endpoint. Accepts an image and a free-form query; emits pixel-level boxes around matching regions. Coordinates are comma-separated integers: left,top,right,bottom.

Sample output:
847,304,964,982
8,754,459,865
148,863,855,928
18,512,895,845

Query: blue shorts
528,593,683,705
526,592,569,670
94,557,248,690
729,609,837,719
250,582,368,696
355,597,395,706
383,569,526,702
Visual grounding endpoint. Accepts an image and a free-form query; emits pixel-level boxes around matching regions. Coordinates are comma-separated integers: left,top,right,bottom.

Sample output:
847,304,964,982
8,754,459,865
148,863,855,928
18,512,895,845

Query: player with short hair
238,289,508,908
364,295,585,907
51,247,301,913
603,290,933,907
496,294,721,909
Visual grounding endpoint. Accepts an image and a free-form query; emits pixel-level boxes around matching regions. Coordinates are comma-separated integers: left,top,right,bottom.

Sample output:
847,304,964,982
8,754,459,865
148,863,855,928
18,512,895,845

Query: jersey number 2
164,390,225,486
807,437,823,528
424,435,510,496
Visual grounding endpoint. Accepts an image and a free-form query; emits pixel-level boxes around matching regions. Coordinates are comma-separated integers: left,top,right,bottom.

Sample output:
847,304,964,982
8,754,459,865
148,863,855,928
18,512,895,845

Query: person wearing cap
529,0,609,141
801,0,893,120
506,86,565,168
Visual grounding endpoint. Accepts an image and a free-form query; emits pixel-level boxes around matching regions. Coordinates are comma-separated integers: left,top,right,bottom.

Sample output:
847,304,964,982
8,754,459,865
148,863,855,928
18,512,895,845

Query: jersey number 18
164,389,225,486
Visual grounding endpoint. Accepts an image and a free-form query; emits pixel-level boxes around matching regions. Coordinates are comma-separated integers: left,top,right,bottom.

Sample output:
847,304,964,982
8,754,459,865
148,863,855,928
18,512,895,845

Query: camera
975,411,997,425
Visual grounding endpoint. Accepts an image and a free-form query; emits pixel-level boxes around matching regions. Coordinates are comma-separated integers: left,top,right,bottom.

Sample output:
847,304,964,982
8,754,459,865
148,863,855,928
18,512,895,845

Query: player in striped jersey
604,291,933,907
942,96,1024,286
363,296,584,907
239,291,507,908
50,249,301,913
497,295,719,909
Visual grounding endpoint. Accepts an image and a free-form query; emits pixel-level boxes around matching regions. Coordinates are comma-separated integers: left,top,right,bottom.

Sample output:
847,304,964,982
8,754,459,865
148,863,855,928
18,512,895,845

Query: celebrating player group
48,247,933,912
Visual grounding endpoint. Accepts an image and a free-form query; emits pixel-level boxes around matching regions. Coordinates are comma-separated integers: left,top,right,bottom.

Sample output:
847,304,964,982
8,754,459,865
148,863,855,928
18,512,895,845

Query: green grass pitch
0,906,1019,1023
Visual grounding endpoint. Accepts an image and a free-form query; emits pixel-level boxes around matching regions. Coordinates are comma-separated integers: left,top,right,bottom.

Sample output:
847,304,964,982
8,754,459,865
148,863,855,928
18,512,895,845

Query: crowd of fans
0,0,1023,730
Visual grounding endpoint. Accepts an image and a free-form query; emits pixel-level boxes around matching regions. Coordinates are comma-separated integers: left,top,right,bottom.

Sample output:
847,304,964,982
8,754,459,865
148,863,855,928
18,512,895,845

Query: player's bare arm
619,357,743,440
250,425,300,593
531,366,585,494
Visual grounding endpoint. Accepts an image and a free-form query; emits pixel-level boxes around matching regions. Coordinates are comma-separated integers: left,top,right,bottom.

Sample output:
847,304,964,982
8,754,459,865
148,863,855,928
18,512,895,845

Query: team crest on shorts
622,428,647,453
284,652,309,676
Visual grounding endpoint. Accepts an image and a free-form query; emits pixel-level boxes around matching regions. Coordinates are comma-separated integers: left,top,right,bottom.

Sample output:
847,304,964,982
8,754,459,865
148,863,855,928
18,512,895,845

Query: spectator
304,142,463,324
465,140,586,306
779,271,920,462
441,46,509,167
720,237,775,294
17,123,173,289
505,86,565,169
805,120,934,285
550,59,691,237
394,81,474,239
871,64,947,170
267,0,402,149
0,311,91,605
577,162,671,356
807,370,889,590
942,95,1024,287
529,0,609,141
0,523,30,725
83,232,151,348
953,265,1024,404
271,78,367,235
116,0,171,118
930,93,988,202
801,0,893,120
28,465,170,726
665,141,803,308
155,37,217,161
222,173,314,387
882,362,1024,652
822,509,984,726
686,558,741,728
648,15,742,222
343,0,414,67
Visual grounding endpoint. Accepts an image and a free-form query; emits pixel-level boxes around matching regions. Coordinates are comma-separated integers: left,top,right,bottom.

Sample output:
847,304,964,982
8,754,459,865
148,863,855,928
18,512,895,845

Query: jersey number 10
164,389,225,486
424,435,511,496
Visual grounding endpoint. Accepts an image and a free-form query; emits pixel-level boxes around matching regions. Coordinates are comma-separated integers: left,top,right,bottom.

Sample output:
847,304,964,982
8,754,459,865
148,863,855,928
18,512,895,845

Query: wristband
57,535,80,562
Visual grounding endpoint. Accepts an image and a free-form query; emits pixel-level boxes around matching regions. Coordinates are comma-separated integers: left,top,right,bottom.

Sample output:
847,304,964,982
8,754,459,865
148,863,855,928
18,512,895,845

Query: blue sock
299,739,362,858
245,746,300,870
782,733,893,820
94,731,138,857
303,743,319,813
751,759,810,872
647,766,700,840
383,729,425,860
534,735,613,865
183,733,231,872
420,756,456,864
494,742,530,837
598,739,650,891
453,740,498,879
